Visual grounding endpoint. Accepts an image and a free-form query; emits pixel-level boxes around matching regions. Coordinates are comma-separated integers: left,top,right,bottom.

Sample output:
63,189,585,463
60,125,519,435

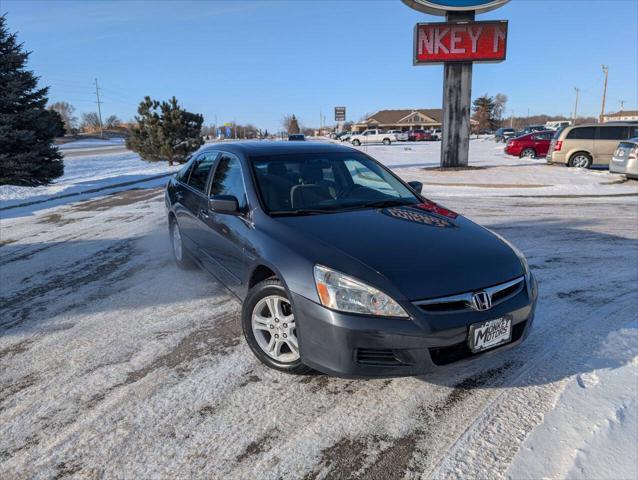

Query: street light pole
573,87,580,125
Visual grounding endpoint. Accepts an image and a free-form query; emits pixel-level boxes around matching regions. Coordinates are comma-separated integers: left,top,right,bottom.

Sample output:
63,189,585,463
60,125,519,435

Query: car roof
200,141,357,157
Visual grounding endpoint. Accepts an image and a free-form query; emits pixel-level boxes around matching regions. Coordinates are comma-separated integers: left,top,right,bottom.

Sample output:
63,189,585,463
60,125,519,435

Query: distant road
61,145,130,158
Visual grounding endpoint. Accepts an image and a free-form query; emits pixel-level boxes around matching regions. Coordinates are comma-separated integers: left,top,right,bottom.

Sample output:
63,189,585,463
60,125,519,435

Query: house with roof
602,110,638,123
351,109,477,133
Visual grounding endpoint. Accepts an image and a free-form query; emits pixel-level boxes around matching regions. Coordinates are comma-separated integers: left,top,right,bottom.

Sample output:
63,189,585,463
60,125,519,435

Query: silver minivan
546,123,638,168
610,137,638,179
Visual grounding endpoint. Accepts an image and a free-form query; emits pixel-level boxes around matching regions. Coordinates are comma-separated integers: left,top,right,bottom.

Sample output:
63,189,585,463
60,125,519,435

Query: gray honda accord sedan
165,142,538,377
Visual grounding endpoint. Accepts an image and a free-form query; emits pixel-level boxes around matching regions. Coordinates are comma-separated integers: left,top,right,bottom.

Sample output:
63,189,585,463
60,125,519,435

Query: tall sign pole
402,0,510,168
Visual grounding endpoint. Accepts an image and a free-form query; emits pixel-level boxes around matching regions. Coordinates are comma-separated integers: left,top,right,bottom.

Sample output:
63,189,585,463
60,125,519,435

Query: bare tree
80,112,102,132
493,93,508,127
49,101,77,133
105,114,121,129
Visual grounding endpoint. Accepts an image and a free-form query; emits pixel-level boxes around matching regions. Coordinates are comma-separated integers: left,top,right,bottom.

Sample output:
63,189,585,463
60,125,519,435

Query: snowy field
1,140,637,479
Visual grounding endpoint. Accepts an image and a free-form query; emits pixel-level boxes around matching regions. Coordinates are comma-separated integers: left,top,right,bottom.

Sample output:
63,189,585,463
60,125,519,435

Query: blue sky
4,0,637,131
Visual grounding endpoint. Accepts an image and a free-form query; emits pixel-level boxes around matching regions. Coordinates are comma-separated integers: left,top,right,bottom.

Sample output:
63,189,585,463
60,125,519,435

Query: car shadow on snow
415,216,638,392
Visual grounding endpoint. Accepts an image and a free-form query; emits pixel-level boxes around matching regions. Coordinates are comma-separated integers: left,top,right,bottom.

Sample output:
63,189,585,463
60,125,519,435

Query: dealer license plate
468,317,512,353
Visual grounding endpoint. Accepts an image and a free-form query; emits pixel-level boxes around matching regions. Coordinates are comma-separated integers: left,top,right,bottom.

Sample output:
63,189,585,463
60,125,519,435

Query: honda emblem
472,291,492,311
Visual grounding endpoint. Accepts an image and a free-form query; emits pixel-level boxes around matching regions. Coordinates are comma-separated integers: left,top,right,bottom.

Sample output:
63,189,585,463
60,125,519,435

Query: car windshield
251,152,419,215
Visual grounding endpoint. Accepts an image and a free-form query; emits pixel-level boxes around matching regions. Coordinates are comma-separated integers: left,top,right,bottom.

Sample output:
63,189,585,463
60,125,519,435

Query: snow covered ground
0,149,180,218
1,140,637,479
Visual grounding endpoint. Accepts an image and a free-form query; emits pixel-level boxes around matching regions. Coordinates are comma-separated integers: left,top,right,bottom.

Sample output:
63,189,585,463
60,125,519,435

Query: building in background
352,109,442,132
603,110,638,122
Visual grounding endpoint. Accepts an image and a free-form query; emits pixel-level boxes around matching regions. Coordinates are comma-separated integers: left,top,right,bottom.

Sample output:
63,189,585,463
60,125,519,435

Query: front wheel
242,278,312,374
569,152,592,168
382,138,391,145
352,139,361,146
520,148,536,158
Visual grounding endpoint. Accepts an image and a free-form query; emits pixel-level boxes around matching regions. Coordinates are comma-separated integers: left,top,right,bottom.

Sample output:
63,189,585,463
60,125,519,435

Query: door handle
176,192,184,201
198,209,210,220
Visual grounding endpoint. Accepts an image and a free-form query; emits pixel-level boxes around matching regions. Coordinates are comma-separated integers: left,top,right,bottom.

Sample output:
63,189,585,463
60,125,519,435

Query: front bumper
293,273,538,378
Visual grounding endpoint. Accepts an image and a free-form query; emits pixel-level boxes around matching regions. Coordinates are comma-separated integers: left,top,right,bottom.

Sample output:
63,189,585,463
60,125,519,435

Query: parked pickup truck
350,129,397,146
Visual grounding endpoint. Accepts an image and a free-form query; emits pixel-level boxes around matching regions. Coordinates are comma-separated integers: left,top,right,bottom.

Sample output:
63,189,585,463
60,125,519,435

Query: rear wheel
569,152,592,168
169,217,194,269
352,139,361,146
382,138,391,145
242,278,312,375
520,148,536,158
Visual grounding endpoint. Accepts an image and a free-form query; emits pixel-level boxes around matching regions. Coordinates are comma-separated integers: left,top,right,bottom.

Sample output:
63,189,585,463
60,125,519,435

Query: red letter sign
414,20,508,64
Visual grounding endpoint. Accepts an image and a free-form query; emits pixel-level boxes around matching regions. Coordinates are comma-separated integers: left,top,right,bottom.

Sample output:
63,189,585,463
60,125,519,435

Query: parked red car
408,129,435,141
505,131,554,158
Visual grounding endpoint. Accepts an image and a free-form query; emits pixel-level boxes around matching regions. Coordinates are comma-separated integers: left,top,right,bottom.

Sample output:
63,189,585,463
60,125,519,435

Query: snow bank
0,151,179,211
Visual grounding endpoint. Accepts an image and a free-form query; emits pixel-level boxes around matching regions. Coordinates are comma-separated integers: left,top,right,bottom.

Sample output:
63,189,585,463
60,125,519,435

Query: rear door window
566,127,595,140
533,132,552,141
597,126,626,140
187,153,217,193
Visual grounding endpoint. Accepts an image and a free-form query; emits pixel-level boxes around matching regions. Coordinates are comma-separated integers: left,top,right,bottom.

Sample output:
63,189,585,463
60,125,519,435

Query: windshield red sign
414,20,507,64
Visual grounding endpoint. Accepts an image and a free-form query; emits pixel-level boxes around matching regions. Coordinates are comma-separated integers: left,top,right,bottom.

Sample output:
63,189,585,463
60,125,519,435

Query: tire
382,138,391,145
241,278,312,375
169,217,195,269
352,139,361,146
569,152,592,168
520,148,536,158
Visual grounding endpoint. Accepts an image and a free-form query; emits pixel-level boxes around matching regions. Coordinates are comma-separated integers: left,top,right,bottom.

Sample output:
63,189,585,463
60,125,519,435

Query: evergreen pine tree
288,115,300,134
0,15,64,186
126,96,203,166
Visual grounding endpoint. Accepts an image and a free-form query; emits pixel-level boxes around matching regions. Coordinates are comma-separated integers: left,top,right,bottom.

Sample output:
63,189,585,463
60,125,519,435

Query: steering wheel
336,184,367,199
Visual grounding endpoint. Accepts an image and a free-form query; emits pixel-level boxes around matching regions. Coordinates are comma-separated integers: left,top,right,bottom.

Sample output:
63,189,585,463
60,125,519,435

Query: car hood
272,204,523,300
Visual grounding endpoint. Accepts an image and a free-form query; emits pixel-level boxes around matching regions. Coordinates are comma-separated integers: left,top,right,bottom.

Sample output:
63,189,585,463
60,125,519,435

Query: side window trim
184,151,219,196
209,152,249,209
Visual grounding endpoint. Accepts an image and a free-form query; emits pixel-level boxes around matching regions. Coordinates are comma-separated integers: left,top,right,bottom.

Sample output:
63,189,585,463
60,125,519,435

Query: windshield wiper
269,208,333,217
349,199,416,210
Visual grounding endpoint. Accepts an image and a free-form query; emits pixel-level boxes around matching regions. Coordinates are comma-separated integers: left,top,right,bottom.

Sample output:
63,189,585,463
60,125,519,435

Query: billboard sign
414,20,507,64
402,0,509,16
335,106,346,122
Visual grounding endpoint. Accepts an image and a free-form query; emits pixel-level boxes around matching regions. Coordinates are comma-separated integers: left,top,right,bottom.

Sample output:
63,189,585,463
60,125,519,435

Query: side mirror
208,195,239,214
408,181,423,194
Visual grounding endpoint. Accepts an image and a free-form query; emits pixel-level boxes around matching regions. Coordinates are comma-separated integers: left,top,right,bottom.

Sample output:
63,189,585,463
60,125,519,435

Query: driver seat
290,163,334,209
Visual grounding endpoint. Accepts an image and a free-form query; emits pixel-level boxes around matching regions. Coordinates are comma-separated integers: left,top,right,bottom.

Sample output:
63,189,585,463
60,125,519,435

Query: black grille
491,281,523,304
419,300,468,313
356,348,404,366
429,321,527,366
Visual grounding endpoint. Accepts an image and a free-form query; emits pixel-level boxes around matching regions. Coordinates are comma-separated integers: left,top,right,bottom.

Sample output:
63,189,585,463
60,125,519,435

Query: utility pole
599,65,608,123
619,99,626,112
573,87,580,124
94,78,104,138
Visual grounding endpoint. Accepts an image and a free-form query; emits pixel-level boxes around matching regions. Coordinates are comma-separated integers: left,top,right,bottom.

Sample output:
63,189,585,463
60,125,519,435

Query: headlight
313,265,408,318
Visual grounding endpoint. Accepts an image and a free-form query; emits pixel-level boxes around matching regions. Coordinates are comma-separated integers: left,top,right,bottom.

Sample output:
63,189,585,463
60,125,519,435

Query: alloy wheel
251,295,299,363
172,223,183,261
521,148,535,158
571,154,590,168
